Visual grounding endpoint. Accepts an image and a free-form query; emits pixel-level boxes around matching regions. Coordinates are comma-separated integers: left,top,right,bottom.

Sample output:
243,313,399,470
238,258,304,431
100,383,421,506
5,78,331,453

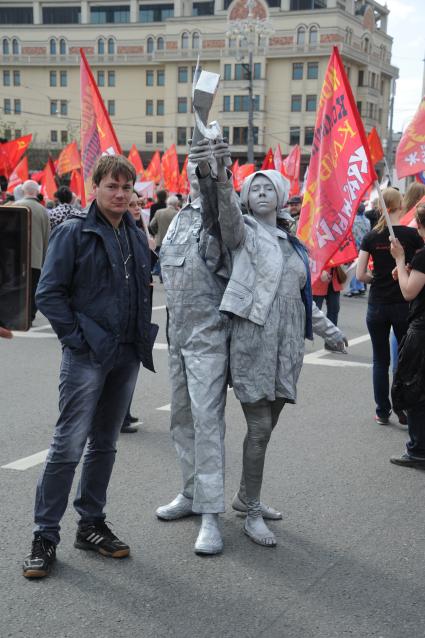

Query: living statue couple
157,139,348,555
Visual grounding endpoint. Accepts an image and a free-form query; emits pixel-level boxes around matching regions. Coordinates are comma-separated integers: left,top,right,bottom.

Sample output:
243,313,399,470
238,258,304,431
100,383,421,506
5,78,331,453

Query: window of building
147,37,154,54
49,38,56,55
358,70,364,87
296,26,305,46
233,127,258,145
0,7,33,24
108,38,115,54
15,129,21,138
145,131,153,144
157,99,164,115
234,95,257,111
146,70,154,86
235,63,249,80
3,70,10,86
4,98,11,114
4,129,11,139
51,130,58,143
60,70,67,87
223,96,231,112
59,38,66,55
292,63,303,80
223,64,231,81
345,27,353,45
156,131,164,144
157,37,164,50
290,126,300,145
222,126,230,141
290,0,326,8
356,100,362,115
146,99,154,115
108,70,115,87
140,4,174,22
108,100,115,116
178,66,188,83
181,32,189,49
178,97,187,113
60,100,68,116
304,126,314,145
157,70,165,86
2,39,9,55
97,70,105,86
192,1,214,15
12,38,19,55
291,95,302,112
192,32,200,49
50,70,57,86
61,130,68,143
253,63,262,79
309,26,318,45
306,94,317,111
50,100,58,116
12,70,20,86
307,61,318,79
90,5,130,23
42,6,81,24
98,38,105,54
228,36,237,49
362,36,370,53
177,127,187,145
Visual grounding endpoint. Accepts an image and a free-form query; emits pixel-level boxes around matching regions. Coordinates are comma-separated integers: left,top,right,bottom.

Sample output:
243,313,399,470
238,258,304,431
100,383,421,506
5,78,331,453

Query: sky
386,0,424,133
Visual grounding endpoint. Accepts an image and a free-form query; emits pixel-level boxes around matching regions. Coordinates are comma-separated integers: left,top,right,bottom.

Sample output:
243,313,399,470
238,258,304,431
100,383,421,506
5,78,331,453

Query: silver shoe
244,512,277,548
194,514,223,555
156,494,195,521
232,493,282,521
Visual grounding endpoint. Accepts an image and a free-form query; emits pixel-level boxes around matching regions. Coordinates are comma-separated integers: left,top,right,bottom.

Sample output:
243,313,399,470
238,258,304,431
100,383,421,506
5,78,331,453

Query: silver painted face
248,175,278,221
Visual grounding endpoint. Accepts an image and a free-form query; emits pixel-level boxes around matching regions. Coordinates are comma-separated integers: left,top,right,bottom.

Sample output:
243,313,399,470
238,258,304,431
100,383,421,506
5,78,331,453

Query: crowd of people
1,146,425,579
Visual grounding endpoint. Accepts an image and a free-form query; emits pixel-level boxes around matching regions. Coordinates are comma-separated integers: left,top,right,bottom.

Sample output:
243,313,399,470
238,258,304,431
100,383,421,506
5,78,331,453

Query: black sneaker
74,521,130,558
23,533,56,578
390,453,425,468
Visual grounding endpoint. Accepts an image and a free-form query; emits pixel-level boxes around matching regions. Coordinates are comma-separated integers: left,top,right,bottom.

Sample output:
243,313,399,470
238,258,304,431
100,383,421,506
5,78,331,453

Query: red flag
261,148,275,170
0,134,32,178
7,157,29,193
178,156,189,195
282,145,301,196
326,233,358,268
145,150,162,183
128,144,144,179
69,169,86,207
56,141,81,176
367,127,384,166
395,97,425,179
273,145,283,173
80,48,122,201
400,193,425,227
296,46,377,283
40,160,57,201
161,145,180,192
232,160,241,191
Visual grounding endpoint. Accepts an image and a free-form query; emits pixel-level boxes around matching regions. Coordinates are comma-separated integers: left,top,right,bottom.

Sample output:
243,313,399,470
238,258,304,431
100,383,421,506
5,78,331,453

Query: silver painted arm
216,173,246,251
312,302,348,351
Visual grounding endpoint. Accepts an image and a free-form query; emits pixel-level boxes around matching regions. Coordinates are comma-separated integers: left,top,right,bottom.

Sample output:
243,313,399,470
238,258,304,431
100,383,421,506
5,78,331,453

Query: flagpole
375,180,395,240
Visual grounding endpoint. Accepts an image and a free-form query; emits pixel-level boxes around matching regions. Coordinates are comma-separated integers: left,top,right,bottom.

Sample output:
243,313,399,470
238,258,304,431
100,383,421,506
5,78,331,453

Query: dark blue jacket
36,202,158,371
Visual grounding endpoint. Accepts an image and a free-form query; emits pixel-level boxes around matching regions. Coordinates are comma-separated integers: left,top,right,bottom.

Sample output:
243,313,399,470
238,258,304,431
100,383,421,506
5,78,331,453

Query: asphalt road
1,285,424,638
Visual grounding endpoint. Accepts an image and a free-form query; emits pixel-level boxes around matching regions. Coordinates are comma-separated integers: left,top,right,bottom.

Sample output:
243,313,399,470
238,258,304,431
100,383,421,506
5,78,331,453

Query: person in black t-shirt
356,188,423,426
389,203,425,466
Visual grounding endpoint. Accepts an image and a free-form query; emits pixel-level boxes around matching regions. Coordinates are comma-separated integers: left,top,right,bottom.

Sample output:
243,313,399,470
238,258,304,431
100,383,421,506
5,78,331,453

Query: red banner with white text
296,46,377,283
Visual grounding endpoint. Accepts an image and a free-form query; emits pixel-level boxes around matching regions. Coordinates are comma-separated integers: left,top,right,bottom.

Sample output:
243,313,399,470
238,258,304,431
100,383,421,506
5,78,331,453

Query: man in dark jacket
23,155,157,579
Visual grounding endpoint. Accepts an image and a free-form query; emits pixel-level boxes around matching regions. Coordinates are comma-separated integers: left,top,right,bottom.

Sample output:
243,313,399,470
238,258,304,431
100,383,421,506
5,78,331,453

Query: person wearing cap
287,195,302,228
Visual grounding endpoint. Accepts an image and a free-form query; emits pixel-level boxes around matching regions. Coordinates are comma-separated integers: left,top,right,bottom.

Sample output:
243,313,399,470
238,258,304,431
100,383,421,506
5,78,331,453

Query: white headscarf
239,170,290,214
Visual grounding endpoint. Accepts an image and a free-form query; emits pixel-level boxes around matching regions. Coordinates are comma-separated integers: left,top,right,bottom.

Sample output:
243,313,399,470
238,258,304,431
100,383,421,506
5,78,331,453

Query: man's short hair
92,155,136,186
287,196,302,205
167,195,179,208
156,189,167,203
54,185,73,204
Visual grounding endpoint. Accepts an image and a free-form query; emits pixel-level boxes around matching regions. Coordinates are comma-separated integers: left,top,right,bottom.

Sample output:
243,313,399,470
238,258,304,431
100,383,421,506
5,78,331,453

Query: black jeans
407,400,425,459
313,283,340,326
366,302,409,418
31,268,41,322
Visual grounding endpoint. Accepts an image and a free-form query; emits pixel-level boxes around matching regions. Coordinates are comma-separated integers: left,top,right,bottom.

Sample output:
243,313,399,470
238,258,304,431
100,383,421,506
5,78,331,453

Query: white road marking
29,324,52,332
303,333,371,367
152,305,166,311
157,404,171,411
1,449,48,471
153,343,168,350
12,330,56,338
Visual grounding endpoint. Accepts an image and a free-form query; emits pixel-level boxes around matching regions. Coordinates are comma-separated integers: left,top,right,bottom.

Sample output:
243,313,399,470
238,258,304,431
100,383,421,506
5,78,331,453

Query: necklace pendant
125,273,129,280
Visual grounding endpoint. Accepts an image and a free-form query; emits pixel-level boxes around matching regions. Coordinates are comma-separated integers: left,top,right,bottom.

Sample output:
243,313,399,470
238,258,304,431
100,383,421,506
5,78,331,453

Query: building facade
0,0,398,165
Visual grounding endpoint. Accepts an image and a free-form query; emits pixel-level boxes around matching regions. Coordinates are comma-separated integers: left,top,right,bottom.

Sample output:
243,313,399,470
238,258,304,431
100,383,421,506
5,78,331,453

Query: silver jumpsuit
160,194,229,514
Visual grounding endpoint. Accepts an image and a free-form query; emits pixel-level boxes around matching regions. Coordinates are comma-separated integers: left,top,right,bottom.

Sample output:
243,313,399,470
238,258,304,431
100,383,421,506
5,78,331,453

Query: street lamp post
227,0,272,164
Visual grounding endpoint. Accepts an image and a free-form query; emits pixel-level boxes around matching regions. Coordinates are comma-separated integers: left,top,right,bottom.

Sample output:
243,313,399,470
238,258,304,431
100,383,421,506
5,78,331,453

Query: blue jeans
34,344,140,545
366,303,409,419
349,276,365,293
313,283,340,326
